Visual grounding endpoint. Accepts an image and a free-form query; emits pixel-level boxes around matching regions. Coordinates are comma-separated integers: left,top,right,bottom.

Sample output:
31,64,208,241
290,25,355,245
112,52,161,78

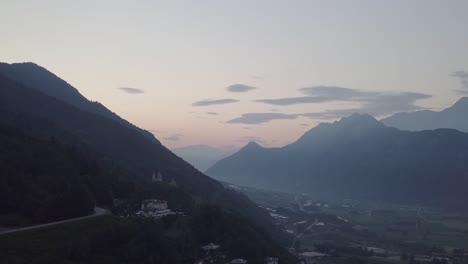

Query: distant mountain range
172,145,237,172
382,97,468,132
206,113,468,209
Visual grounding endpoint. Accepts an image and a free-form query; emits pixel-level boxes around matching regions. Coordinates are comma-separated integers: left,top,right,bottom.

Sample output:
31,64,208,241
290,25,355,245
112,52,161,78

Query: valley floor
230,184,468,264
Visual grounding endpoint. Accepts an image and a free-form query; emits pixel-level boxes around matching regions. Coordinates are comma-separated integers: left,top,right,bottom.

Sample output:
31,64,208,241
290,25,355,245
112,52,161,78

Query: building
230,258,247,264
299,252,329,264
367,247,386,255
202,243,220,251
169,177,177,187
264,257,278,264
137,199,174,218
142,199,167,211
152,170,163,182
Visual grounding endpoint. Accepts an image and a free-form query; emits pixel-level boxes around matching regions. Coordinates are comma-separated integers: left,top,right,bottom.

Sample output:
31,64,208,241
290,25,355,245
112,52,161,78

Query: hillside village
194,241,280,264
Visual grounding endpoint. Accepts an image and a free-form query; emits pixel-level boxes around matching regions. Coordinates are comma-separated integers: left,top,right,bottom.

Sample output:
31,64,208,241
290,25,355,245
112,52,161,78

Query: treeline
0,126,113,224
0,208,297,264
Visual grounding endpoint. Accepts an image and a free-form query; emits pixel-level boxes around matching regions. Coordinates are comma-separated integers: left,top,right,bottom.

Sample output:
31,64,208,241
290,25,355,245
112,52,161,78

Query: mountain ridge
381,97,468,132
0,64,291,250
0,62,158,143
207,114,468,209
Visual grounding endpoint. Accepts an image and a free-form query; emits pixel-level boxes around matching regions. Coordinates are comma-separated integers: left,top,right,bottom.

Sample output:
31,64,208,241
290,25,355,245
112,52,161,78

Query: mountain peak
342,113,376,121
292,113,384,147
242,141,263,151
450,97,468,110
334,113,381,127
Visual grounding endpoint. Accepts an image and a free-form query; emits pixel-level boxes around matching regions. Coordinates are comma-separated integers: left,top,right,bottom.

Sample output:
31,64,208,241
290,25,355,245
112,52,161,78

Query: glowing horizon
2,0,468,148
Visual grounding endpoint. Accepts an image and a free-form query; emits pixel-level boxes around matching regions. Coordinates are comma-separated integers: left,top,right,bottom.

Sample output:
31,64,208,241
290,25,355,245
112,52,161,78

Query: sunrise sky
2,0,468,148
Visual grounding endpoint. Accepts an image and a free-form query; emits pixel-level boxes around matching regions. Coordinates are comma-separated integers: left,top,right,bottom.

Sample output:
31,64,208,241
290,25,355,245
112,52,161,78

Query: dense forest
0,125,113,225
0,124,295,263
0,209,296,264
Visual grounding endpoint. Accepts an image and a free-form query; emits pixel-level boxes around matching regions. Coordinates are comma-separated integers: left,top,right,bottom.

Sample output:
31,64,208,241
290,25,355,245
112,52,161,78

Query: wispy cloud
255,86,377,105
299,86,377,99
118,87,145,94
250,75,264,80
255,96,329,105
226,84,257,93
255,85,430,118
360,92,431,116
192,99,239,106
163,134,183,141
226,113,298,124
301,92,430,120
451,70,468,94
206,112,218,115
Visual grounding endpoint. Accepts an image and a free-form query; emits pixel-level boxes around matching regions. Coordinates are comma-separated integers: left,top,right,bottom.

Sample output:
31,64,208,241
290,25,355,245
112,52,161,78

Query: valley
231,184,468,263
2,3,468,262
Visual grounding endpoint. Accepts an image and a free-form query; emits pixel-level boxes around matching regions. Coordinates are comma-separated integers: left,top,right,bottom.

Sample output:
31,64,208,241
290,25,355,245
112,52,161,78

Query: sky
1,0,468,148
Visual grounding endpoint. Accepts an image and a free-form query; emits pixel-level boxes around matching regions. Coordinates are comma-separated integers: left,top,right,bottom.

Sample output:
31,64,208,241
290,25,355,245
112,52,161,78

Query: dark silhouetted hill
0,62,158,143
0,64,292,255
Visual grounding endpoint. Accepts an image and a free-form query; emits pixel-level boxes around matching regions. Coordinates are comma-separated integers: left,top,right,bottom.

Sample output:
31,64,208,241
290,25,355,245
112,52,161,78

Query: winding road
290,218,318,249
0,207,107,236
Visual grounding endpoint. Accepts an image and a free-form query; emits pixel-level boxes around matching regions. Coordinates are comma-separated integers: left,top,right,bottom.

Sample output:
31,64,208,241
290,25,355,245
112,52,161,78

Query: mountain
0,62,158,142
381,97,468,132
172,145,237,172
0,63,293,261
0,63,227,206
206,114,468,209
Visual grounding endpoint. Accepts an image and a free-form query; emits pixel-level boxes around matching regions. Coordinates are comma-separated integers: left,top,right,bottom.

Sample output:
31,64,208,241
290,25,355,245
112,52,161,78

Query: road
0,207,107,236
290,218,318,249
294,195,304,212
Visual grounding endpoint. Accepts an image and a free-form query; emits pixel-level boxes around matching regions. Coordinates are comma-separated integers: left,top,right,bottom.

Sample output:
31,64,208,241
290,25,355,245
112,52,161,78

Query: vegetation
0,69,284,241
0,210,295,264
0,126,113,225
0,66,295,263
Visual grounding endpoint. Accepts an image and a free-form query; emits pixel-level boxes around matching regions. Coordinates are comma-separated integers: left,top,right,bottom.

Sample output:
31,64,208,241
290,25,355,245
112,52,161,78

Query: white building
230,258,247,264
202,243,220,251
142,199,167,211
299,252,329,264
152,170,163,182
137,199,174,218
169,177,177,187
265,257,278,264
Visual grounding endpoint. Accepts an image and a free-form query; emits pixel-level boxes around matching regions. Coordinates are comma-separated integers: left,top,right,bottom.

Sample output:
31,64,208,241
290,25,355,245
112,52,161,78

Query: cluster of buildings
136,199,175,218
133,170,180,219
298,252,329,264
195,242,279,264
152,170,177,187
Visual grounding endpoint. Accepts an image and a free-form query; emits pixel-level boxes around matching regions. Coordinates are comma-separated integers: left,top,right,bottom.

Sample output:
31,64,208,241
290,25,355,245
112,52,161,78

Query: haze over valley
2,1,468,264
